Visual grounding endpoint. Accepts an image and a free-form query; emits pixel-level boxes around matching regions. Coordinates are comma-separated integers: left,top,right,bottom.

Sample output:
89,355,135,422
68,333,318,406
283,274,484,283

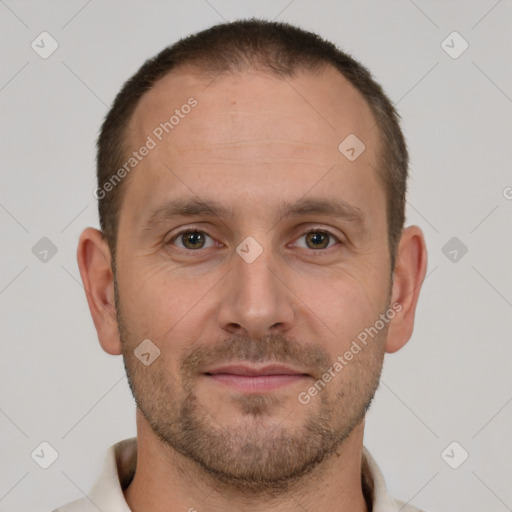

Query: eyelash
166,227,342,254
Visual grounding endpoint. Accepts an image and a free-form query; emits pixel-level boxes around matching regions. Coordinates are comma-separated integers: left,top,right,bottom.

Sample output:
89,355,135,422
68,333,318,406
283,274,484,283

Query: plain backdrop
1,1,511,511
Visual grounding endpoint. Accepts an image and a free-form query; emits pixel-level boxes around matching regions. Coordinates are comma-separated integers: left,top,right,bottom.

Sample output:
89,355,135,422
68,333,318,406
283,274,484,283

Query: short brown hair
96,18,408,269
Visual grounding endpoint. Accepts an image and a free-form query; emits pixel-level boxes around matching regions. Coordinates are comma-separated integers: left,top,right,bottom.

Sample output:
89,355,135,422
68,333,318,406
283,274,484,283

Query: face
114,65,391,491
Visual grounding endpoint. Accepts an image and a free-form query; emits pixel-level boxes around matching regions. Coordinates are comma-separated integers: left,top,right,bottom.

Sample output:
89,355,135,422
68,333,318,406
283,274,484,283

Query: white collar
55,437,421,512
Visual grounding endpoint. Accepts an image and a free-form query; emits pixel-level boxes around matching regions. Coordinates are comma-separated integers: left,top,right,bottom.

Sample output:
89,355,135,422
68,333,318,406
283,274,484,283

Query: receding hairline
122,60,383,173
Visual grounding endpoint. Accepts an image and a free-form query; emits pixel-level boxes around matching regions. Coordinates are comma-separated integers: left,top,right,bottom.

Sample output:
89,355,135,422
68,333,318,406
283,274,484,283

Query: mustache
180,333,331,381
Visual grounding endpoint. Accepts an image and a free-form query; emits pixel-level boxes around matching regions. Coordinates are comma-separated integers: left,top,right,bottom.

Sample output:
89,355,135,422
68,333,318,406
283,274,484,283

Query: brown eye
171,230,214,250
305,232,330,249
295,230,339,250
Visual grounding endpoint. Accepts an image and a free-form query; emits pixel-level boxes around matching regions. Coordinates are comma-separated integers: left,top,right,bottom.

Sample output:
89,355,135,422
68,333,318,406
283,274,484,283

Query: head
78,19,427,494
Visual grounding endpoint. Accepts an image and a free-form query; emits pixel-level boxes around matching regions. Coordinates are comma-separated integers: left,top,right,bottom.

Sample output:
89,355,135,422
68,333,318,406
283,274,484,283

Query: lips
203,363,309,393
204,363,308,377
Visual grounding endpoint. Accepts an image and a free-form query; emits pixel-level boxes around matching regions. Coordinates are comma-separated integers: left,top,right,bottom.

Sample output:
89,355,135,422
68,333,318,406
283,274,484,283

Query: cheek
291,264,390,347
116,262,176,341
117,260,218,351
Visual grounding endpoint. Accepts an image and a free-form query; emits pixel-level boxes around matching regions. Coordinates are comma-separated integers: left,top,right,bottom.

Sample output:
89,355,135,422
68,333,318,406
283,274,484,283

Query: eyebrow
141,196,366,232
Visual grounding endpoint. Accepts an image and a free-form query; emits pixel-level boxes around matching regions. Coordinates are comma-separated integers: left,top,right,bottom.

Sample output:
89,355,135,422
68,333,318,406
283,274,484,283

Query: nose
217,244,295,340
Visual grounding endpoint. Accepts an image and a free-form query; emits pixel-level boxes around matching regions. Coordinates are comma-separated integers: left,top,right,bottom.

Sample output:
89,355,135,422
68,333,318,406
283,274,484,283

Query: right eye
167,229,218,251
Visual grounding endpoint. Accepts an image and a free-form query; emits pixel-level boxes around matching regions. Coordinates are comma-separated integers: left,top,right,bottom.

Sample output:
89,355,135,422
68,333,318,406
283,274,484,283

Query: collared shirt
53,437,425,512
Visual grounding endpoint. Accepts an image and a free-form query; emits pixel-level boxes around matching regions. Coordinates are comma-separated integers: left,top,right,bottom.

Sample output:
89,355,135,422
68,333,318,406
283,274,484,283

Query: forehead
129,64,378,156
120,64,383,230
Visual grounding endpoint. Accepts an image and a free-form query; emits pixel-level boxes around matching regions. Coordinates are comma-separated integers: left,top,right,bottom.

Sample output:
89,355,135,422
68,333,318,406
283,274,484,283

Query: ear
76,227,122,355
385,225,428,354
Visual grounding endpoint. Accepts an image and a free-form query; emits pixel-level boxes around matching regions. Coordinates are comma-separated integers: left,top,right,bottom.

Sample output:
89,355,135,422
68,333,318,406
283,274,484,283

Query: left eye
294,230,339,250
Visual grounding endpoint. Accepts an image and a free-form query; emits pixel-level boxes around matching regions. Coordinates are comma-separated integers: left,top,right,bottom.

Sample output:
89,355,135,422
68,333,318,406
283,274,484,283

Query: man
58,18,428,512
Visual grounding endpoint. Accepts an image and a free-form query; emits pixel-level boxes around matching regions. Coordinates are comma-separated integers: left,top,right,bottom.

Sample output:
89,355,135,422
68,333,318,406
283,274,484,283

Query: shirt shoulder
393,498,426,511
52,496,96,512
52,437,136,512
361,446,431,512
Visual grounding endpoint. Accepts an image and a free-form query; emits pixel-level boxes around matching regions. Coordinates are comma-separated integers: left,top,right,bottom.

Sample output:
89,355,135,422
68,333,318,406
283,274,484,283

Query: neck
124,409,370,512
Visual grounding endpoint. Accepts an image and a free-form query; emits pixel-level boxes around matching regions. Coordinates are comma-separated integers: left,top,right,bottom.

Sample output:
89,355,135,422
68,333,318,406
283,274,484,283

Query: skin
77,64,427,512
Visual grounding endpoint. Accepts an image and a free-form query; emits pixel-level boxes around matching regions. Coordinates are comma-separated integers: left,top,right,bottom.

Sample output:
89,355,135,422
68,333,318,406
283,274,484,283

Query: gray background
1,1,511,511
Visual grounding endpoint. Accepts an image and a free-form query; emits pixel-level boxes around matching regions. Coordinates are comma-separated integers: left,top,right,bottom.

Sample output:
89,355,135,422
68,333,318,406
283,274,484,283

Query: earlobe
385,226,428,354
76,227,122,356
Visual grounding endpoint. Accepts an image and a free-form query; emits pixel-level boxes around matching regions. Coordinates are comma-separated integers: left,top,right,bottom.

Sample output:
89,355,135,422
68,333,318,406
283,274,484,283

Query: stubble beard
114,278,387,495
